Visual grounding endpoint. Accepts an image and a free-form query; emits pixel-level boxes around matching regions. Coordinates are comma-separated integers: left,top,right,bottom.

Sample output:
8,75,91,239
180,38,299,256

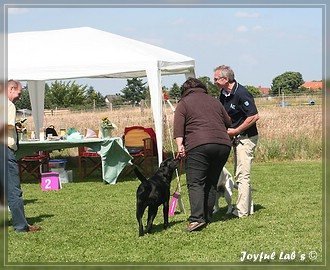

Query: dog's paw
213,203,221,214
226,205,233,214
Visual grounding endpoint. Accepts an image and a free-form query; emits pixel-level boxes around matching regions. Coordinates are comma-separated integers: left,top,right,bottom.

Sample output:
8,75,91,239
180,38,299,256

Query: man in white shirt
7,79,41,232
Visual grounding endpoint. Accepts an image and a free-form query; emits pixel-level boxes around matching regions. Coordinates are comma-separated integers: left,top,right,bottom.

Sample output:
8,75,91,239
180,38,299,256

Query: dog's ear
159,158,171,168
170,158,180,170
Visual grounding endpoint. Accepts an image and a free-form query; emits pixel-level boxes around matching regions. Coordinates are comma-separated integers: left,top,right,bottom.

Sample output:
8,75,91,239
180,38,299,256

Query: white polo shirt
8,99,17,151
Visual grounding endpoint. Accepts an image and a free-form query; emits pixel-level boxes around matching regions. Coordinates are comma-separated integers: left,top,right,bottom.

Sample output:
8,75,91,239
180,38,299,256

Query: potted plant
100,116,115,138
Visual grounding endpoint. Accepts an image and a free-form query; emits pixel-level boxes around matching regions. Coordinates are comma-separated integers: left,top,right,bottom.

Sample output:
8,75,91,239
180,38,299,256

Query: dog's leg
136,202,147,237
224,177,234,214
213,192,221,214
224,189,233,214
163,201,169,229
146,206,158,234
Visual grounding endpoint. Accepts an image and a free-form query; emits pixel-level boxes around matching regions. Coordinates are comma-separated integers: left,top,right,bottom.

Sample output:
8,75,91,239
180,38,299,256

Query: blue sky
7,4,324,96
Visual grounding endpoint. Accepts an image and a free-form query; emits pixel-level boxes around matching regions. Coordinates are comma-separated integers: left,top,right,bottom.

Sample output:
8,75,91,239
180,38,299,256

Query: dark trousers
8,148,28,232
185,143,231,223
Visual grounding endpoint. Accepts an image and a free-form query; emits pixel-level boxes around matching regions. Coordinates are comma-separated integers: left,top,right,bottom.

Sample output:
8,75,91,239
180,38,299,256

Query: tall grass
256,104,322,161
22,99,322,162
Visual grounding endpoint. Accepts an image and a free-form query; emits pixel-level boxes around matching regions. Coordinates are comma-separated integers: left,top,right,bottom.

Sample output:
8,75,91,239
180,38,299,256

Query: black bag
46,125,58,137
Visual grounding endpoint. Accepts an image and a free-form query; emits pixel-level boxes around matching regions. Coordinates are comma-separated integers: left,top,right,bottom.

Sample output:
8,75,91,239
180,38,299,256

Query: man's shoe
27,224,41,232
186,221,206,232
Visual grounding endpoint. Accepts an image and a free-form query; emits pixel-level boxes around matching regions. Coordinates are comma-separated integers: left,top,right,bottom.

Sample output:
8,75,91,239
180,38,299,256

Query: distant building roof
105,95,117,103
258,86,270,96
300,81,322,90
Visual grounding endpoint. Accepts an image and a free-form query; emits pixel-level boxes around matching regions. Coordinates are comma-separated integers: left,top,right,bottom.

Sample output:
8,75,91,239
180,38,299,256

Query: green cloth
99,138,133,184
17,137,133,184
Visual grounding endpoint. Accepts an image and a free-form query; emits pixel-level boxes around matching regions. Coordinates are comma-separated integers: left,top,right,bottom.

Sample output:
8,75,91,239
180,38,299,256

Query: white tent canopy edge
8,27,196,164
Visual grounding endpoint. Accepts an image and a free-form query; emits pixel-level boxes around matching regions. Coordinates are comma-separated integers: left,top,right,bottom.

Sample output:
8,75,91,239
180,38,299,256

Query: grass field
4,160,323,266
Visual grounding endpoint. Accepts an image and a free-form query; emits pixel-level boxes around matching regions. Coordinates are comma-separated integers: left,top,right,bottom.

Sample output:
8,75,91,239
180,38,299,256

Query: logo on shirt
230,104,236,110
244,101,250,107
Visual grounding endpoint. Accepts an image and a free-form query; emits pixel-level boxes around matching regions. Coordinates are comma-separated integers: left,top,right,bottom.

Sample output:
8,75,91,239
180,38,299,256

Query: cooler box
49,159,67,169
50,169,69,184
49,159,69,184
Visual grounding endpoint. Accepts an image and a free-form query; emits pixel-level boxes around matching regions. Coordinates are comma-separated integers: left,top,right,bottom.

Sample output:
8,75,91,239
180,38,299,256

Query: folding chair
77,129,102,179
122,126,158,176
18,152,50,182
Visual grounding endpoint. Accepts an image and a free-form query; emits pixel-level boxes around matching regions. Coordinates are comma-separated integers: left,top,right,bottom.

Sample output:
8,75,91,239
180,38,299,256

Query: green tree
198,76,219,97
16,85,31,110
120,78,147,105
63,81,87,109
46,80,70,108
95,92,106,107
44,83,53,109
84,86,106,109
245,85,262,98
168,83,181,99
270,72,305,96
144,86,151,104
45,80,88,109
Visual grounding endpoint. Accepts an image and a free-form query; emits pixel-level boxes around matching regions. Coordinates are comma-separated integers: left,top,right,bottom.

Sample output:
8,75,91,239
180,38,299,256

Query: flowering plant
100,116,115,129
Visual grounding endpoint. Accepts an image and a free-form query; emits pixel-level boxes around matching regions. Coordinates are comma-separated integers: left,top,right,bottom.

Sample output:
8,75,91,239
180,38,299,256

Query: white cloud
7,8,30,15
236,25,248,32
235,11,260,18
236,25,265,33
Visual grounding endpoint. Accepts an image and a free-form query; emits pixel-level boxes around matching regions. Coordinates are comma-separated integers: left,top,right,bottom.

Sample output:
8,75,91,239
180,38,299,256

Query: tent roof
8,27,195,81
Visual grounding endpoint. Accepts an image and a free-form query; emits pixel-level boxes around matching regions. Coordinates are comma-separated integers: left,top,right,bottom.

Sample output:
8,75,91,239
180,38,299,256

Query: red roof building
300,81,322,90
258,86,270,96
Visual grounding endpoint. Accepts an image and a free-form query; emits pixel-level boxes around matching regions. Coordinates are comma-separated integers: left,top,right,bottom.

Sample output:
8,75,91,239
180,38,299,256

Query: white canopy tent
8,27,195,163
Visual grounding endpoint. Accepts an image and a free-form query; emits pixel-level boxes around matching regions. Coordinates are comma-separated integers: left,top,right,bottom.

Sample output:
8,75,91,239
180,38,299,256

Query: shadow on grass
24,198,38,205
211,204,266,223
142,219,186,235
7,213,54,227
26,213,55,225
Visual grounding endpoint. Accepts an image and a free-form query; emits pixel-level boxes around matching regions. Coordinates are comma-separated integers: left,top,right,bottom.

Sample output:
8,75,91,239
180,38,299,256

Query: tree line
16,71,321,110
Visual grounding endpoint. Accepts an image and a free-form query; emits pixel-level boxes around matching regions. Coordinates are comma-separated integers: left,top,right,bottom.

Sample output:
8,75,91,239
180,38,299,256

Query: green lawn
3,160,324,267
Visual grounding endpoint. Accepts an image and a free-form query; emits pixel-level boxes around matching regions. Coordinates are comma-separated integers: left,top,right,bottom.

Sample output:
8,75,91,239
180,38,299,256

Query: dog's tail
234,182,257,192
134,166,148,183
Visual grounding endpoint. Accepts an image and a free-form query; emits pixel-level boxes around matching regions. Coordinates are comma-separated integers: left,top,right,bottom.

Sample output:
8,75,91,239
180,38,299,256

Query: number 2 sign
41,172,61,190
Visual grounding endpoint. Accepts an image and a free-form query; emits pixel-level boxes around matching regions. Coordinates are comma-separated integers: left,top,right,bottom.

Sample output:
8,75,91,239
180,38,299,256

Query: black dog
134,157,180,236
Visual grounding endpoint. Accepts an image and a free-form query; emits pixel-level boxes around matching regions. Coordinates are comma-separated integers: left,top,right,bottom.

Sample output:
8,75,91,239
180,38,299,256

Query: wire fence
41,93,322,116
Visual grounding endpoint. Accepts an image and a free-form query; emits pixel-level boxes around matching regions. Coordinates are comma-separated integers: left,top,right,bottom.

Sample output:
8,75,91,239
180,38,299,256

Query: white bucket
67,170,73,182
51,168,68,184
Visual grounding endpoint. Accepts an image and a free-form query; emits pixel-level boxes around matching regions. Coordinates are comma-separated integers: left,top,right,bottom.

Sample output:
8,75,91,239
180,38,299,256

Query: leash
163,94,182,193
168,155,185,216
174,155,184,193
163,93,186,214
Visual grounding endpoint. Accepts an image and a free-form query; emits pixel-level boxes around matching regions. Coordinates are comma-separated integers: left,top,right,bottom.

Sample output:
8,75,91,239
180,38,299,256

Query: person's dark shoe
27,224,41,232
186,221,206,232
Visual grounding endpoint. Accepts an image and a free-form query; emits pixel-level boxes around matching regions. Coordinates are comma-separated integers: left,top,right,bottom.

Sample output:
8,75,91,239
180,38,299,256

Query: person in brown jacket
174,77,232,232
